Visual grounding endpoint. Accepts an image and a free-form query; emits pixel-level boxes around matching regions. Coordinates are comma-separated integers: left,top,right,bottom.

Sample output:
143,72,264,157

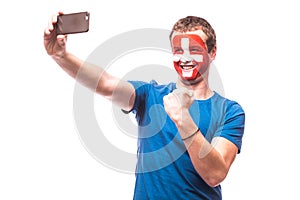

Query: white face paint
181,67,193,77
172,38,203,63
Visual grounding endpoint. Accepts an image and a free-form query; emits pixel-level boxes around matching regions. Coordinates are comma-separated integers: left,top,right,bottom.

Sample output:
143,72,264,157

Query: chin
179,74,203,86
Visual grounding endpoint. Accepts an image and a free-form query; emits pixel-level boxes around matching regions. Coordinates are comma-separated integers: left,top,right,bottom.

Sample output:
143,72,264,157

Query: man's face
171,30,210,82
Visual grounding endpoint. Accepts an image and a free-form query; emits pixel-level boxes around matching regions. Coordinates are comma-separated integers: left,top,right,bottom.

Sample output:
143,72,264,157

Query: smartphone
56,12,90,34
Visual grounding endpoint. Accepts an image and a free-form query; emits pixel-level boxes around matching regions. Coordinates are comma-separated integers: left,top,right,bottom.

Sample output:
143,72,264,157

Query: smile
180,64,197,70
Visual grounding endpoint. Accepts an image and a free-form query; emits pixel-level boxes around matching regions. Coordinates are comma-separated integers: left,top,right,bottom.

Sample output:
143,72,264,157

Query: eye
190,47,204,53
173,47,183,53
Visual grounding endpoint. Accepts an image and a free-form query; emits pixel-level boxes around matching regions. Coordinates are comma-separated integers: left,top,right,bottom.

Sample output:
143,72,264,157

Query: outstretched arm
44,12,135,111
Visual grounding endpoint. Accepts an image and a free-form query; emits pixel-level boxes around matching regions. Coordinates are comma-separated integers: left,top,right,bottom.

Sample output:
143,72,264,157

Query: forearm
52,52,134,111
177,110,229,187
52,52,110,95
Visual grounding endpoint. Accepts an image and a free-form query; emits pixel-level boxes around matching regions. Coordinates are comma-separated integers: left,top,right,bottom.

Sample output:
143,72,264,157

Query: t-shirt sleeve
127,80,149,124
218,101,245,153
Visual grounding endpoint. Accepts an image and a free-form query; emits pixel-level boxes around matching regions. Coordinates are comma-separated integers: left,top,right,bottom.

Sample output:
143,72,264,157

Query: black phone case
56,12,90,34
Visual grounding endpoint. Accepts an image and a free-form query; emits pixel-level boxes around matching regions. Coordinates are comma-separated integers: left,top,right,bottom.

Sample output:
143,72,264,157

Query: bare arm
177,110,237,187
163,88,238,187
44,13,135,111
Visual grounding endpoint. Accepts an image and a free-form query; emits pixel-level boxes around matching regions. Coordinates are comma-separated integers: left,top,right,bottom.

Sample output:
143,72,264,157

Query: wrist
182,127,199,141
176,109,198,138
176,109,192,127
52,51,68,61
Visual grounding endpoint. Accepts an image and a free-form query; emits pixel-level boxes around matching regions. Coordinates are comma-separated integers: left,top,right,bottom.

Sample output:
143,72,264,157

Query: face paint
179,38,203,62
172,34,209,81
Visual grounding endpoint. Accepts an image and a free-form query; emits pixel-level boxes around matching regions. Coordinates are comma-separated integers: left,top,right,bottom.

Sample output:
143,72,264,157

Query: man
44,13,245,199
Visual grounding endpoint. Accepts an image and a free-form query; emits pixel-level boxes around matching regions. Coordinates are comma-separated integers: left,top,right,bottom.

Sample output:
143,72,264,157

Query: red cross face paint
172,34,210,81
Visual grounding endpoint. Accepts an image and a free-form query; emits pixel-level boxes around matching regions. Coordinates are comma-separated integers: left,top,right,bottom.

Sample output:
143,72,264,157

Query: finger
52,11,64,25
48,12,61,31
163,95,170,109
47,20,54,32
52,13,59,24
58,11,64,15
44,24,55,37
45,14,57,35
163,93,171,103
173,87,192,97
163,93,172,103
172,88,183,96
187,90,194,97
57,35,67,46
57,34,67,39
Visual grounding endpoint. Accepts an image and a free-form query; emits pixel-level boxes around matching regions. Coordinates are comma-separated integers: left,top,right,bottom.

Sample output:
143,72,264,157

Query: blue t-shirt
128,80,245,200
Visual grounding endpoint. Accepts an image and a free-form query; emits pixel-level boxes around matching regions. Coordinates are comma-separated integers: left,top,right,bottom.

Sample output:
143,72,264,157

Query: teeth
181,65,195,70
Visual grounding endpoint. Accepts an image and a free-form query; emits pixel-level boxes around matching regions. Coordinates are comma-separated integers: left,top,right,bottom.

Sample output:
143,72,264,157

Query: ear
209,45,217,62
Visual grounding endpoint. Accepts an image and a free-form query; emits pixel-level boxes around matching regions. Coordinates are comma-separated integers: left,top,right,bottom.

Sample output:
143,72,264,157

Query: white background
1,0,300,199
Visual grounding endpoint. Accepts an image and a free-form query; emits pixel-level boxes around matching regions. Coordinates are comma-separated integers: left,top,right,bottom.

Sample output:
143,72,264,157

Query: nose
180,55,192,63
172,54,193,63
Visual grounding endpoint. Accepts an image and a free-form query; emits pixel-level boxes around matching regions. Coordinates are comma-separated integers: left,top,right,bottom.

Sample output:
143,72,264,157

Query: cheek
196,53,209,64
195,55,210,72
190,54,203,62
173,61,180,70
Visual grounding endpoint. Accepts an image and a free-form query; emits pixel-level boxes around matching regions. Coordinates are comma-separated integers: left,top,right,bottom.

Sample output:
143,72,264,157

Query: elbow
95,78,115,97
206,177,224,188
204,171,228,188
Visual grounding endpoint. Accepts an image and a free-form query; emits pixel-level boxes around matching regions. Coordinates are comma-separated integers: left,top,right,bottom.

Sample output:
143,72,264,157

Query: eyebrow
189,46,204,49
173,46,203,49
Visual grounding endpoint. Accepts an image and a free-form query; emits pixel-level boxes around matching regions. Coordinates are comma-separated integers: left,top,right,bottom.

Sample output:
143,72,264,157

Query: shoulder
128,80,176,94
212,93,246,153
213,92,245,115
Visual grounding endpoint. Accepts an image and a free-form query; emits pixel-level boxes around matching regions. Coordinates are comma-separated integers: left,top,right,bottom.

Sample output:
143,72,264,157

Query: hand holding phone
56,12,90,35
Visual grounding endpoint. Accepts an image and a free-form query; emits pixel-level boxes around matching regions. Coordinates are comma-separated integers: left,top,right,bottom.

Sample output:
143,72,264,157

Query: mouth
178,64,197,78
180,64,197,70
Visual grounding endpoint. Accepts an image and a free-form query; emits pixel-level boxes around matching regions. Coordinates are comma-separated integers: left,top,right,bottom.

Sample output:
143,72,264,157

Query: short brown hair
170,16,216,53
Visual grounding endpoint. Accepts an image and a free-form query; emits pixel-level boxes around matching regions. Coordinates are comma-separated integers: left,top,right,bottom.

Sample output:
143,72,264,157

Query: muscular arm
177,110,237,187
163,88,238,187
52,53,135,111
44,13,135,111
